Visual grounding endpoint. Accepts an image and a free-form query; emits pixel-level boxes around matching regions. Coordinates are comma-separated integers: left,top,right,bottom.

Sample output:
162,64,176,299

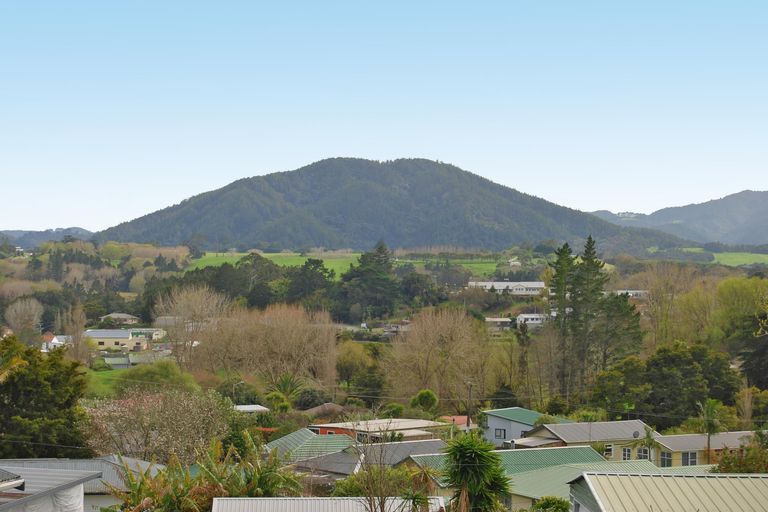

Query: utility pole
466,381,474,429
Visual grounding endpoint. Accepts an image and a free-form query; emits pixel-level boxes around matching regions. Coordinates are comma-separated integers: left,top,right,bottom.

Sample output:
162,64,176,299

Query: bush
295,388,332,410
410,389,438,412
532,496,570,511
90,357,110,371
381,402,405,418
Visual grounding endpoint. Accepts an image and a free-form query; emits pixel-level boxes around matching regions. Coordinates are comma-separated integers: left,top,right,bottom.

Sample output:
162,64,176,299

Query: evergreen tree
0,336,91,458
549,243,575,398
445,434,510,512
338,242,400,320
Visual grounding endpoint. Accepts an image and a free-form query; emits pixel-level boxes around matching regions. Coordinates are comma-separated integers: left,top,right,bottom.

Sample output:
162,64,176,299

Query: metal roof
212,497,446,512
265,429,354,463
656,431,753,452
309,418,443,433
412,445,604,487
530,420,655,443
483,406,570,425
660,464,716,475
234,404,270,413
0,457,162,494
0,466,101,511
511,460,663,500
84,329,131,339
573,472,768,512
296,439,447,476
0,469,20,484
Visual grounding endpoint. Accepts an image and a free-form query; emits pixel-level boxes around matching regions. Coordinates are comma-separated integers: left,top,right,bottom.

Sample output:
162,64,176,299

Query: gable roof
528,420,654,443
570,472,768,512
0,469,23,492
309,418,443,433
265,429,354,463
0,466,101,511
411,445,604,488
296,439,447,476
212,497,446,512
511,460,662,500
656,431,753,452
483,407,570,426
0,456,163,494
84,329,132,339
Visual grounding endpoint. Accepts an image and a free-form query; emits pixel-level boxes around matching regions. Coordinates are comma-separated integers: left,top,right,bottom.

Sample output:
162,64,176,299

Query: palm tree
630,425,663,466
445,434,510,512
698,399,724,464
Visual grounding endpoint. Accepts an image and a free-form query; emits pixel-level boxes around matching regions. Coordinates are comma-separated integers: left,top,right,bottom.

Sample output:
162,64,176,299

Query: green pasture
86,368,128,398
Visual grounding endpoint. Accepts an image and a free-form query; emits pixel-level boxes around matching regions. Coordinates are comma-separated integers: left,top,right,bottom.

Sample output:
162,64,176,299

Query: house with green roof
265,428,354,464
410,445,605,497
508,459,712,510
481,406,570,447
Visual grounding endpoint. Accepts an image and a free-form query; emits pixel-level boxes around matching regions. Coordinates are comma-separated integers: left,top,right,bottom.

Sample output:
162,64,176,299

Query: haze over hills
592,190,768,245
0,227,94,249
95,158,685,254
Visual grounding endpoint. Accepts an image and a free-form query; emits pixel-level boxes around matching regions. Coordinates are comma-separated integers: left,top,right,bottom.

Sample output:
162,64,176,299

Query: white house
516,313,548,328
467,281,547,297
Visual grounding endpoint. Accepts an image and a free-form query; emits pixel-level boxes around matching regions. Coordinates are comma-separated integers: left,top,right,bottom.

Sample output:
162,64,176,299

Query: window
682,451,698,466
660,451,672,467
603,444,614,458
622,447,632,460
637,447,649,460
494,428,506,439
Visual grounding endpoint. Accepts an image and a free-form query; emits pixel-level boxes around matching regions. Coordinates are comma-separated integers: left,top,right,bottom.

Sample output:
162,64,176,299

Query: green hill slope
592,190,768,245
96,158,685,254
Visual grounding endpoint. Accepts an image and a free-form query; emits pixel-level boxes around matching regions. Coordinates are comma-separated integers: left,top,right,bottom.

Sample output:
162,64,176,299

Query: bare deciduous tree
4,297,43,345
153,285,231,369
62,301,89,363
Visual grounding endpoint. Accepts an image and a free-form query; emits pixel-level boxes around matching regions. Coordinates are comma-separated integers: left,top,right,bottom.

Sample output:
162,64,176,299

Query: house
308,418,446,443
265,429,355,463
438,415,475,433
514,420,657,461
411,445,605,498
0,465,102,512
481,407,570,447
654,430,754,467
212,497,446,512
516,313,548,328
467,281,547,297
85,328,166,351
294,439,446,486
485,317,513,332
607,289,649,299
40,332,72,352
507,459,714,510
99,313,140,325
568,472,768,512
0,456,162,512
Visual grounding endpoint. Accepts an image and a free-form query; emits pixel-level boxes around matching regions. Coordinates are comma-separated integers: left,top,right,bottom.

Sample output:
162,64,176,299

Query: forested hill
1,227,94,249
592,190,768,245
97,158,685,253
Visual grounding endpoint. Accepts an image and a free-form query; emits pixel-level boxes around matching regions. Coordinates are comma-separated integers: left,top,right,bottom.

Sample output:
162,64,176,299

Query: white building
467,281,547,297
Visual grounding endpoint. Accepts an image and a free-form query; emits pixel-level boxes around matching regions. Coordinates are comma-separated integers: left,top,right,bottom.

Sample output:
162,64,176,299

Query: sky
1,1,766,231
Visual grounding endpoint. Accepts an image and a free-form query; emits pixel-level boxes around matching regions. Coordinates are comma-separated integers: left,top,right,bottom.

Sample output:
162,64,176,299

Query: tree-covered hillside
592,190,768,245
97,158,684,254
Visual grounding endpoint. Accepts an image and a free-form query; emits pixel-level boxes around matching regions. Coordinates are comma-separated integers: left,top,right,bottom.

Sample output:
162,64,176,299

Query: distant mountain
1,227,94,249
592,190,768,245
96,158,686,254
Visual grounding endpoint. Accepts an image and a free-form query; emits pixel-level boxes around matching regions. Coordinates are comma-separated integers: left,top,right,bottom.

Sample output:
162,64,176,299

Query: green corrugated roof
482,407,571,425
511,460,661,499
266,429,354,463
288,435,355,463
411,446,605,488
659,464,715,474
266,429,316,458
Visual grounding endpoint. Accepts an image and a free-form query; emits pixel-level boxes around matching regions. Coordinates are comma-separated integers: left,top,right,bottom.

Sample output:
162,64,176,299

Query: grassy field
86,368,128,398
398,257,500,278
185,252,248,270
713,252,768,266
261,253,360,276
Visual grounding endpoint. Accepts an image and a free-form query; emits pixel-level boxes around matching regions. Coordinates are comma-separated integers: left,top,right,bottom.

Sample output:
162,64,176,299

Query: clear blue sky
1,1,766,231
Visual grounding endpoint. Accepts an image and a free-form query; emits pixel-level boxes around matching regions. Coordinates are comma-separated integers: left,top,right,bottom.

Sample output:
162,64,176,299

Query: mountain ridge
592,190,768,245
95,157,688,254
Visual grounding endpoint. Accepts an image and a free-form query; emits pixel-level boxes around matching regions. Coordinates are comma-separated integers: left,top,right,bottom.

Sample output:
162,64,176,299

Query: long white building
467,281,547,297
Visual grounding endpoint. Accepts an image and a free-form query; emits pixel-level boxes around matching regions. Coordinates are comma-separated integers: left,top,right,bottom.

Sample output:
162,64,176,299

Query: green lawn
398,257,500,278
86,368,128,398
185,252,248,270
713,252,768,266
262,253,360,276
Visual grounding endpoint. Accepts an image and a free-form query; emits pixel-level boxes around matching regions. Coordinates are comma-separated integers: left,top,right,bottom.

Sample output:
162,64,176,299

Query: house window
494,428,506,439
637,447,649,460
622,447,631,460
661,451,672,467
98,341,105,346
603,444,614,458
682,452,698,466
